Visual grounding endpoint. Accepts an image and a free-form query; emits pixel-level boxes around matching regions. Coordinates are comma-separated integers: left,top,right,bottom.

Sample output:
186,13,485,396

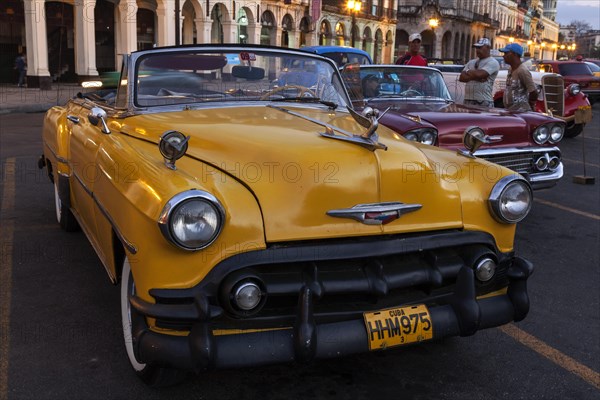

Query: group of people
392,33,536,111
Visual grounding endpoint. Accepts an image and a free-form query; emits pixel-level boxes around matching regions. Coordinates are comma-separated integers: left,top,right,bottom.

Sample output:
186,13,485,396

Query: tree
569,20,592,36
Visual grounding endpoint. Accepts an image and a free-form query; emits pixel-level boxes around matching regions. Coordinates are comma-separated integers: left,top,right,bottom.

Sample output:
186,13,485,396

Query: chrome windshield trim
327,202,422,225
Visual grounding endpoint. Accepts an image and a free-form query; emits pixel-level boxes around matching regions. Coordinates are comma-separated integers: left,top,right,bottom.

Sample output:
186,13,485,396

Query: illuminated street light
347,0,361,47
509,37,515,43
428,18,439,30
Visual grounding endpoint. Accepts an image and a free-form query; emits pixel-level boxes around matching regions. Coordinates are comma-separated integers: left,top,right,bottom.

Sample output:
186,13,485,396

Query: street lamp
346,0,361,48
509,37,515,43
428,18,439,30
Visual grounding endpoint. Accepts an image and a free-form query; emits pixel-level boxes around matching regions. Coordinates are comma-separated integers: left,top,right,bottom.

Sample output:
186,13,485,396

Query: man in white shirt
459,38,500,107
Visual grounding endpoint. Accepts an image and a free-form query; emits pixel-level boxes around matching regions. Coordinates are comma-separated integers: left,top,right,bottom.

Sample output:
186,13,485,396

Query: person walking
395,33,428,66
459,38,499,108
14,52,27,88
500,43,537,112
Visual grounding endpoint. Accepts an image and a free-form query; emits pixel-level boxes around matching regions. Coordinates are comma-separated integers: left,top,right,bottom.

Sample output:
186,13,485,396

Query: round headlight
549,124,564,143
420,131,436,145
158,191,225,250
233,282,263,311
489,175,533,223
533,125,550,144
403,132,419,141
475,257,497,282
568,84,581,96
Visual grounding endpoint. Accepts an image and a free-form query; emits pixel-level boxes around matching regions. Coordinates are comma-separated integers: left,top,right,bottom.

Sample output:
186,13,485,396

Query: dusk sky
555,0,600,29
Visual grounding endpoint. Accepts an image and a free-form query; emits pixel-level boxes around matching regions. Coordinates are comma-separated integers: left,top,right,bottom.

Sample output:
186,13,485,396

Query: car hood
374,100,531,148
120,105,465,242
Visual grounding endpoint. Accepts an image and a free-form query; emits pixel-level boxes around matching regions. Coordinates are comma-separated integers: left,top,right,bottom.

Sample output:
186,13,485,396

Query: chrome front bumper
474,146,563,190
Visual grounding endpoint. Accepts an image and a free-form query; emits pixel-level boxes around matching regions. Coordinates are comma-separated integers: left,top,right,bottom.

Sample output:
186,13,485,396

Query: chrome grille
479,153,533,174
542,75,565,117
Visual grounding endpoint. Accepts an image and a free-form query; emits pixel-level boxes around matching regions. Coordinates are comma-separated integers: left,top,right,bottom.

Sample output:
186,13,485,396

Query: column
24,0,51,89
195,18,210,44
156,0,175,46
75,0,99,79
116,0,138,68
222,21,237,44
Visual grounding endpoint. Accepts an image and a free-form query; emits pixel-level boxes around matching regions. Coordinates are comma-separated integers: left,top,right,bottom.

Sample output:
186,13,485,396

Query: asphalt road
0,106,598,399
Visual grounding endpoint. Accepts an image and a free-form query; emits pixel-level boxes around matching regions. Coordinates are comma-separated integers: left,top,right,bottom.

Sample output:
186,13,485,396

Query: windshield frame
121,45,352,114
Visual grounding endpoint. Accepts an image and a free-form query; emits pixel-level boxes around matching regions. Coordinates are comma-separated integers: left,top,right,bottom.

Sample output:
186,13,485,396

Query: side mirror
88,107,110,134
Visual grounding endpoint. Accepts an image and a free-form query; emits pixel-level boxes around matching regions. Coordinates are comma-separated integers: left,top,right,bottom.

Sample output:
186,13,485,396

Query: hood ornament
319,106,390,151
458,126,503,158
267,104,388,151
327,202,422,225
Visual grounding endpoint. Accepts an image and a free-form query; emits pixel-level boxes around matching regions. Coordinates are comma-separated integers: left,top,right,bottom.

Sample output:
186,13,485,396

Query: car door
67,104,107,241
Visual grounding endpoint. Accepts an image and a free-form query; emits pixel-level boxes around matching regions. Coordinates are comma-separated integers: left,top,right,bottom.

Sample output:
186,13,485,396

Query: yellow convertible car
39,45,534,386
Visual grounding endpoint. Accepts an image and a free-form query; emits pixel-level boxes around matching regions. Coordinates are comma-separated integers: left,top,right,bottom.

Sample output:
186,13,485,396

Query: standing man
459,38,500,107
396,33,428,66
500,43,537,112
14,52,27,88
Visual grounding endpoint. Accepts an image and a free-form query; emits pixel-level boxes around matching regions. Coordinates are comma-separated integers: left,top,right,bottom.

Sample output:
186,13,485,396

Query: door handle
67,115,80,124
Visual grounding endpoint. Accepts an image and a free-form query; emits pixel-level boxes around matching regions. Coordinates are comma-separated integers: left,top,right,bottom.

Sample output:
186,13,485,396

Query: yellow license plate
364,304,433,350
575,106,593,124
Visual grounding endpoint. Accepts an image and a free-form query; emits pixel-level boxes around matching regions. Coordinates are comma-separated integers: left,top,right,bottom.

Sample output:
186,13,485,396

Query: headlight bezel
158,190,225,251
489,175,533,224
533,124,550,144
567,83,581,96
549,123,564,143
402,128,438,145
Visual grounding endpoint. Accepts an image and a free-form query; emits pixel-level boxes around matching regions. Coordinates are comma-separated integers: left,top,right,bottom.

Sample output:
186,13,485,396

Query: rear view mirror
232,66,265,80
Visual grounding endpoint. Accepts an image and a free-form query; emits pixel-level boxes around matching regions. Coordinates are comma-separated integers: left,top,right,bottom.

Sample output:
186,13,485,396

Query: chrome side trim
327,202,422,225
72,171,138,254
72,171,93,196
93,194,138,255
44,142,69,164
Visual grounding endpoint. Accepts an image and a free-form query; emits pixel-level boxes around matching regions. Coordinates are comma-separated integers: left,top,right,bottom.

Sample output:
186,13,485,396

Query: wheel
54,179,79,231
260,84,316,100
564,123,583,138
120,257,188,387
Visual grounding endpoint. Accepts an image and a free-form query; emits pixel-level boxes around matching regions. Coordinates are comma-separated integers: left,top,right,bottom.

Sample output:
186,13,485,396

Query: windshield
342,66,453,101
557,63,593,76
133,49,350,108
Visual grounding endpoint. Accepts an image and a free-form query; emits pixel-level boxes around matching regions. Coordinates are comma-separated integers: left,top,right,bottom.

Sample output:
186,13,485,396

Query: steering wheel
399,88,424,97
260,85,316,100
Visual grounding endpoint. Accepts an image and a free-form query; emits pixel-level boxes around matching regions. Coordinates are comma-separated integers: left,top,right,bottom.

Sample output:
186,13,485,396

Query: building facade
0,0,562,87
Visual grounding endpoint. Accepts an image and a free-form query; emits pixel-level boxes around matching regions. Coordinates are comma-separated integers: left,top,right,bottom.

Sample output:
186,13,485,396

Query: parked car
301,45,372,66
40,45,535,386
584,61,600,77
535,60,600,104
342,64,566,190
434,63,592,138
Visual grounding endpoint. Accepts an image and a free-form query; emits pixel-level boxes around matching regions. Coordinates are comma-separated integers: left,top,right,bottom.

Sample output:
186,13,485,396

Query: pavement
0,83,81,114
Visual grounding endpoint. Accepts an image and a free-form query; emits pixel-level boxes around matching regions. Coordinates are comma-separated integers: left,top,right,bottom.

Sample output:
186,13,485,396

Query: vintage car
40,45,534,387
435,63,592,138
342,64,566,190
536,60,600,104
300,45,372,66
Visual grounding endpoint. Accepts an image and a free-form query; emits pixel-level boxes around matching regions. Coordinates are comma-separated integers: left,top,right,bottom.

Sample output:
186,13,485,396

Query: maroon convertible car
342,64,567,190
